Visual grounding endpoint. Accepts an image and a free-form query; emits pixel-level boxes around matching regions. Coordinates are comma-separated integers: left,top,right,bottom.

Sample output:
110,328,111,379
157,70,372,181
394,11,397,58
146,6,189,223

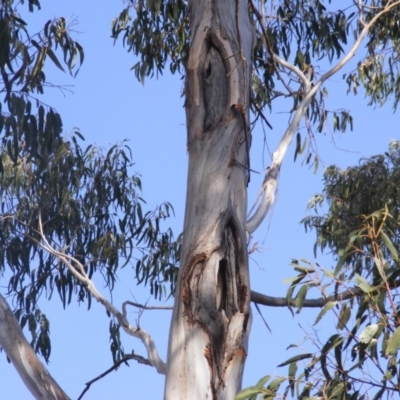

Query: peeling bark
0,294,69,400
165,1,255,398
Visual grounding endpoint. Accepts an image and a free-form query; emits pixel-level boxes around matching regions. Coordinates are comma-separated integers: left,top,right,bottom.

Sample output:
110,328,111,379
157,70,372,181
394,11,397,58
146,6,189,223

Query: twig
253,302,272,333
77,353,151,400
252,100,273,129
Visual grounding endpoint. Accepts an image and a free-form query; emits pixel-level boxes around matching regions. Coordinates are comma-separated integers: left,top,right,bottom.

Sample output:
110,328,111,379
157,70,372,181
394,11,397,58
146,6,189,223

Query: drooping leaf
380,230,398,260
277,353,313,368
46,48,65,72
385,328,400,356
288,361,297,397
314,301,337,326
294,284,308,313
354,274,373,294
359,324,379,344
337,303,351,330
234,387,265,400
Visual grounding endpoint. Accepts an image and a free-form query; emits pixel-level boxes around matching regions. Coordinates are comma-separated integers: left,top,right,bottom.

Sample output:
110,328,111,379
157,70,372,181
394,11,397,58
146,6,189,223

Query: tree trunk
165,1,255,398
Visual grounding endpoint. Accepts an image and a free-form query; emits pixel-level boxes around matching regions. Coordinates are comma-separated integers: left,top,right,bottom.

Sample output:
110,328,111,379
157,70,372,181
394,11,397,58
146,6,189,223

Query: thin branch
253,302,272,332
77,353,152,400
251,100,273,129
36,212,167,375
353,0,367,27
346,374,399,392
123,301,173,311
273,53,309,87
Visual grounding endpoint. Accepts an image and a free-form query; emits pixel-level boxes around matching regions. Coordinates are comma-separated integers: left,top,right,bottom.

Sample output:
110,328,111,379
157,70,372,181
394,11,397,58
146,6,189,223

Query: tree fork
165,1,255,398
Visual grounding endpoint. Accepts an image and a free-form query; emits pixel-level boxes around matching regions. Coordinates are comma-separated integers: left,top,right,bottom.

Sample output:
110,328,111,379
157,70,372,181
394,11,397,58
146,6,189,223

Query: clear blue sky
1,1,398,399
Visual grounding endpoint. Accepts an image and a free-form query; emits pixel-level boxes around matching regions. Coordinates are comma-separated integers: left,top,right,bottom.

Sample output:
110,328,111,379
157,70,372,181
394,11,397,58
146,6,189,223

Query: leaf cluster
304,141,400,280
0,0,84,106
347,0,400,108
278,260,400,399
111,0,189,83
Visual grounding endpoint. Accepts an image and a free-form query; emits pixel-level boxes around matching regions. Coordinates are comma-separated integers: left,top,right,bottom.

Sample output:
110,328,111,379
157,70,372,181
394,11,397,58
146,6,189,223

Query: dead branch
122,301,173,312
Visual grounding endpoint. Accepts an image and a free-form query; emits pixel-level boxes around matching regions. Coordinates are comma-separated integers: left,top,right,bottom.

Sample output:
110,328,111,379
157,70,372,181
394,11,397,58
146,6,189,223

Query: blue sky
1,1,399,399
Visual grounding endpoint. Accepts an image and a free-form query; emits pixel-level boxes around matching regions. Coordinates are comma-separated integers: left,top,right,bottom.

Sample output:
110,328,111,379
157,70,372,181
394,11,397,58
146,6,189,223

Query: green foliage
252,0,354,111
304,141,400,280
15,308,51,362
113,0,400,166
349,2,400,108
0,0,85,192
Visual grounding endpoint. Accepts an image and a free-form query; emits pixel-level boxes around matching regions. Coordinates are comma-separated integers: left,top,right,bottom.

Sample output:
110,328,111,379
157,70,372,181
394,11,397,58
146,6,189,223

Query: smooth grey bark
251,289,363,308
0,294,70,400
165,1,255,398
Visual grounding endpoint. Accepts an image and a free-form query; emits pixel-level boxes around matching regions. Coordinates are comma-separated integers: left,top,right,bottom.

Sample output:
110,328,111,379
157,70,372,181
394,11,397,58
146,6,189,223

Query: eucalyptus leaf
314,301,337,326
359,324,379,344
385,328,400,356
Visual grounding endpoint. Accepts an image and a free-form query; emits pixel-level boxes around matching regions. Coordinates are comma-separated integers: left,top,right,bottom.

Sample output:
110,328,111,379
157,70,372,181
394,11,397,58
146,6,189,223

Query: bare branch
122,301,173,312
273,53,309,87
36,212,167,375
247,0,400,234
246,164,279,233
77,353,152,400
250,288,363,308
0,294,70,400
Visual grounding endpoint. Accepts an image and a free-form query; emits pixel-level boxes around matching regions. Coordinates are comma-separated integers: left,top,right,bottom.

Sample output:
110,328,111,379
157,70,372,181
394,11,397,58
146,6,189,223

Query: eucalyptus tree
1,0,400,400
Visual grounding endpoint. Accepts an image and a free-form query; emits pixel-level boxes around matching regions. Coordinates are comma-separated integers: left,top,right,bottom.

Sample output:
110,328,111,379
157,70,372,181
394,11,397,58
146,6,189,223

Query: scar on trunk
181,253,207,323
203,44,228,131
216,259,228,312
